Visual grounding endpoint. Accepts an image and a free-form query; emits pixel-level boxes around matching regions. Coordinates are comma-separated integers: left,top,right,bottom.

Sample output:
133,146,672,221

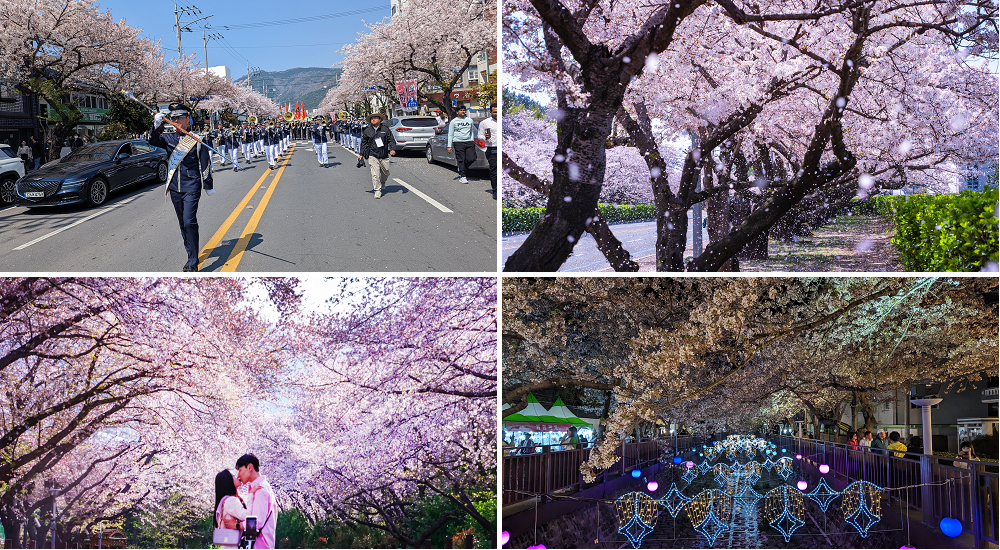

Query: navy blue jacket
149,125,213,193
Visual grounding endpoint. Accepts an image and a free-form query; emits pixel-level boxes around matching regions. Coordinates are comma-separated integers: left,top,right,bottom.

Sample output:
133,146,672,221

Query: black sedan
14,140,167,208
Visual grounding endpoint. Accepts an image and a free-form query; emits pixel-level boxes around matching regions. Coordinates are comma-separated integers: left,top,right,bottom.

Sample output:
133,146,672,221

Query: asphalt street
0,140,497,272
501,211,710,271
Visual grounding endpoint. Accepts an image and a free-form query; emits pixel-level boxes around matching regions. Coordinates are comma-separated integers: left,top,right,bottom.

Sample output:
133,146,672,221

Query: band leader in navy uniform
149,102,215,272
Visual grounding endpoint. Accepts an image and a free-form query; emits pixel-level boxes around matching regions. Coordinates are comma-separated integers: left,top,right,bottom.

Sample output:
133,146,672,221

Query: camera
356,158,365,168
240,516,259,548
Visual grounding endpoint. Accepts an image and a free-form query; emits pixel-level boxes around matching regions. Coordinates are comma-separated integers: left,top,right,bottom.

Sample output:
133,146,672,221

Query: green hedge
503,204,657,233
851,195,912,216
890,188,999,271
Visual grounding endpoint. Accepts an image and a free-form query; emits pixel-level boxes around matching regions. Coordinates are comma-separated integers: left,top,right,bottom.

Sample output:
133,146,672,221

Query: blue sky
100,0,391,78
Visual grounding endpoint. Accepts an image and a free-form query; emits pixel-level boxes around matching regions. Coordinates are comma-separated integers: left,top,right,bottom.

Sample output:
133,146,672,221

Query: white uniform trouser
266,144,276,166
229,145,240,165
314,142,327,165
284,136,289,151
218,145,227,164
242,143,252,162
255,140,262,156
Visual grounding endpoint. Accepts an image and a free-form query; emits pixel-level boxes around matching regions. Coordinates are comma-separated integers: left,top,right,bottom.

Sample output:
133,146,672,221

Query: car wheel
157,161,168,183
0,176,15,205
426,145,435,164
86,177,109,207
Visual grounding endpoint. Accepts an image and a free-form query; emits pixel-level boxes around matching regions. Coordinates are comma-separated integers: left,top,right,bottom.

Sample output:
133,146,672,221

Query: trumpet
248,115,258,124
267,119,275,127
283,111,294,121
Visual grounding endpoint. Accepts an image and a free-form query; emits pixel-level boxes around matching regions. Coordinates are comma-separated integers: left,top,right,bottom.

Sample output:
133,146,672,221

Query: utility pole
173,2,201,58
202,26,222,75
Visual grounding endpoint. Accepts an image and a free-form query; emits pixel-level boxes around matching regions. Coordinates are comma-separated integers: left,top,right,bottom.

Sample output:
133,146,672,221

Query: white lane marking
13,196,139,250
393,178,452,213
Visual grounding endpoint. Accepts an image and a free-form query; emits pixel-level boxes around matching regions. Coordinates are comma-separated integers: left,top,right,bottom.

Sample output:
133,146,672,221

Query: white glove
206,189,215,195
154,112,165,128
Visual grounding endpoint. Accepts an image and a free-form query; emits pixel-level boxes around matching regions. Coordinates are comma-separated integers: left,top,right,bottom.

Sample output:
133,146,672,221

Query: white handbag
213,495,242,545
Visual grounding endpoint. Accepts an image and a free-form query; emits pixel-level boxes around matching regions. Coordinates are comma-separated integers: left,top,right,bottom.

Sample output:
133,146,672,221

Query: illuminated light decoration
842,481,884,538
501,531,510,545
806,478,841,512
699,453,704,457
740,461,762,485
681,468,697,483
527,545,547,549
733,485,763,514
776,458,794,480
819,464,831,474
796,480,808,491
631,469,642,478
647,480,659,492
781,448,787,453
761,458,775,472
712,463,733,486
704,447,717,461
658,482,692,517
686,461,695,469
901,547,916,549
686,489,733,546
940,517,963,537
696,460,712,474
673,456,682,465
795,454,802,460
763,485,806,542
615,492,659,548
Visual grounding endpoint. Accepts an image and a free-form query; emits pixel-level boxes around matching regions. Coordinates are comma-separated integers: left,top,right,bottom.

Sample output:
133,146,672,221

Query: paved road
1,141,496,272
502,211,709,271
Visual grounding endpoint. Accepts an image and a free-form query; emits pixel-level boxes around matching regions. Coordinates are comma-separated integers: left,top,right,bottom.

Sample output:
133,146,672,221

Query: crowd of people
144,101,498,271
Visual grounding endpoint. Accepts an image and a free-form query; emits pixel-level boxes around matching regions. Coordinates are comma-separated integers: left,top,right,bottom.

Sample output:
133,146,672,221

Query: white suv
0,143,26,205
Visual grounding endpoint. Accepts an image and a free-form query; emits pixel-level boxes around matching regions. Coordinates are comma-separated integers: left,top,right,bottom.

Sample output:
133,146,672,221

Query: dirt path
741,215,904,272
624,215,903,272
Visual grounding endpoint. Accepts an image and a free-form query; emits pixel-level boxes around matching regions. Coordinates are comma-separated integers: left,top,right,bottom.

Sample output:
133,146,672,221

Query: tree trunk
504,107,614,271
704,166,739,271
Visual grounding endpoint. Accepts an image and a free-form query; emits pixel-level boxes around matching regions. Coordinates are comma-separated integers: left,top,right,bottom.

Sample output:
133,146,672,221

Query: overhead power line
218,7,386,30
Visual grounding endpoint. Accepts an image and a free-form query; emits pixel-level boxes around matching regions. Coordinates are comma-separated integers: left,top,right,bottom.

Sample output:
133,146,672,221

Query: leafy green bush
851,195,912,216
503,204,657,233
891,188,998,271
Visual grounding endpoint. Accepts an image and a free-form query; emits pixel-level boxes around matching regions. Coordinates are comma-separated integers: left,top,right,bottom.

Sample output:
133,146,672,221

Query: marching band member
265,121,278,169
148,102,214,272
309,116,330,167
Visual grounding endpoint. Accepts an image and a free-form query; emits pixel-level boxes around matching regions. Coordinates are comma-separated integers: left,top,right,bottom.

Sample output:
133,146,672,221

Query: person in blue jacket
148,102,214,272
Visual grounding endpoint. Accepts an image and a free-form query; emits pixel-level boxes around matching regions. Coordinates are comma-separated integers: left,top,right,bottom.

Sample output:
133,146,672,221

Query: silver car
387,116,441,151
425,122,489,170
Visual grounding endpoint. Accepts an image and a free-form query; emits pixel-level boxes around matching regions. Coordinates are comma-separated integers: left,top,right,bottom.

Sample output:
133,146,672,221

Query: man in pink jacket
236,454,277,549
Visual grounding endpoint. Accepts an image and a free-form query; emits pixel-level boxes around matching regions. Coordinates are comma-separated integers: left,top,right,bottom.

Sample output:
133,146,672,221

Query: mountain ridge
234,67,342,111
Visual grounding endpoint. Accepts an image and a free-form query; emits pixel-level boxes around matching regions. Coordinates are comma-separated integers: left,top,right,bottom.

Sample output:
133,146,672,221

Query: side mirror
435,128,447,135
116,153,130,163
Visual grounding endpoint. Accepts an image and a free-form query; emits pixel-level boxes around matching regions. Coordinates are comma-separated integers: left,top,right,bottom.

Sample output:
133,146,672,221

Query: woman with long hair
215,470,248,548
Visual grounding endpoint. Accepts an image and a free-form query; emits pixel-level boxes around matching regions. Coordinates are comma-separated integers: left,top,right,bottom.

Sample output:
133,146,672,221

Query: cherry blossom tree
502,277,998,479
329,0,496,119
0,0,165,159
272,278,497,547
502,0,998,271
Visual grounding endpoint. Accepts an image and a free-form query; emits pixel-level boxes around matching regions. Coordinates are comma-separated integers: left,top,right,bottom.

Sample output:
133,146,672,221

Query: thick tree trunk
704,167,739,271
504,107,614,271
502,151,638,271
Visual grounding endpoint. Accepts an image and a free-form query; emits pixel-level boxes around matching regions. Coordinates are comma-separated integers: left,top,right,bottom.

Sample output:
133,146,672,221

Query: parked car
425,123,489,170
387,116,442,151
14,140,167,208
0,143,26,205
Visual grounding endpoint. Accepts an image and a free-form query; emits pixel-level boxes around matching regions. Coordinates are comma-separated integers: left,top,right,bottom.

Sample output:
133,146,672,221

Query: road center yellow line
219,145,296,272
197,164,276,268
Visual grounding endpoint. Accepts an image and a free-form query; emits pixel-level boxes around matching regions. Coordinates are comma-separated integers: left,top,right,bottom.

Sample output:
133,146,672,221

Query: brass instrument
248,115,258,124
282,111,294,121
338,111,349,121
267,119,275,127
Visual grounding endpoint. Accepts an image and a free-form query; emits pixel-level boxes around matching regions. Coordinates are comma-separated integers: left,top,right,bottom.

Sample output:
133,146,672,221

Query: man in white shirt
477,104,498,199
236,454,277,548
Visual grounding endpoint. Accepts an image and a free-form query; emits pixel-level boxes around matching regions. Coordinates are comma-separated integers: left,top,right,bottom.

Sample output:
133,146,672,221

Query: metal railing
775,434,998,548
502,437,701,507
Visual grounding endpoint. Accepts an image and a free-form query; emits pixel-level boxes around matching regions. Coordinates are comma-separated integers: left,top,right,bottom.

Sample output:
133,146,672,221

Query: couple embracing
213,454,277,548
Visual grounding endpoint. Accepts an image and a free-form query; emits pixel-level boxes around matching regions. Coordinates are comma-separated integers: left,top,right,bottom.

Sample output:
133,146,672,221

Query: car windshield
400,118,439,127
60,143,118,164
0,146,15,159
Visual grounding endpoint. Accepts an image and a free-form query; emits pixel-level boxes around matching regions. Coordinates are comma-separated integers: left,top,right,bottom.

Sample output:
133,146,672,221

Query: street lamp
910,383,943,455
